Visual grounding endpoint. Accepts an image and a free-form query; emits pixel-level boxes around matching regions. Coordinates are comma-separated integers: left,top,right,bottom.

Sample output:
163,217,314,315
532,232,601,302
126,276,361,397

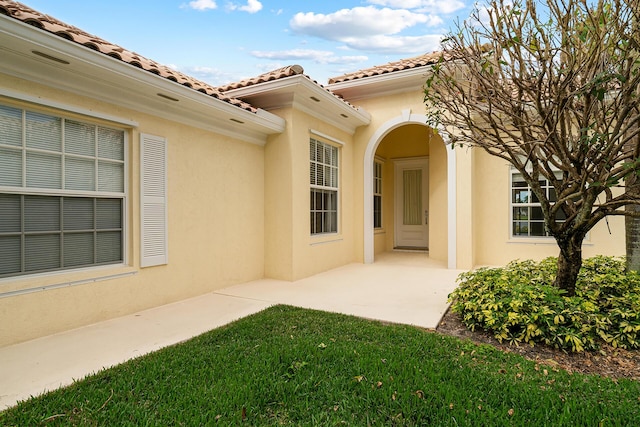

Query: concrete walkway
0,252,462,410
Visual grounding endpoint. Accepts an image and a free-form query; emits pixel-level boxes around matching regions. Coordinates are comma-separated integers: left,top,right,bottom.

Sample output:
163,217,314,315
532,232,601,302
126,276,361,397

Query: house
0,0,624,347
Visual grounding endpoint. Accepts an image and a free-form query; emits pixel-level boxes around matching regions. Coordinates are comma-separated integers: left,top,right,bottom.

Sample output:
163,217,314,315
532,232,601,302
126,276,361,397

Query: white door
394,158,429,249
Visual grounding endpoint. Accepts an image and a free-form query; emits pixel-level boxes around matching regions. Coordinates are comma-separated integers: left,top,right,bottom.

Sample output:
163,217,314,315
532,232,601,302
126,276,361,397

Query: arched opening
363,112,457,268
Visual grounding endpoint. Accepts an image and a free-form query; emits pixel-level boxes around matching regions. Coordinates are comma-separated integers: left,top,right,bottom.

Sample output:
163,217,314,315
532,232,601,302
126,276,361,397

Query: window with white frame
511,170,565,237
310,138,338,235
0,104,126,278
373,160,383,229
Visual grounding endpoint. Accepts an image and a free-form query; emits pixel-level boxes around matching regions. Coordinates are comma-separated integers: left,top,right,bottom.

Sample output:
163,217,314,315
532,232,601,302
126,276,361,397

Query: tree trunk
626,172,640,272
554,238,583,297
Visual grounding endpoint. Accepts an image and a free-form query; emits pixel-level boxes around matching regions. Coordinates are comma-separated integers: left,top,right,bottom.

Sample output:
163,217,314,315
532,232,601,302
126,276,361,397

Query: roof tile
218,65,306,92
328,51,450,84
0,0,258,113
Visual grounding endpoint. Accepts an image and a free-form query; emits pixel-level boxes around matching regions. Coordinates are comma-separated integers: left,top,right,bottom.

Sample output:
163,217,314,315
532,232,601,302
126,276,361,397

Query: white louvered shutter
140,133,168,267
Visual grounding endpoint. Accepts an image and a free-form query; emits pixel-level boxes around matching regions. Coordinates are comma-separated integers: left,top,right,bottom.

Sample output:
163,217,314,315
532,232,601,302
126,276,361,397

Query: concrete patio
0,251,462,410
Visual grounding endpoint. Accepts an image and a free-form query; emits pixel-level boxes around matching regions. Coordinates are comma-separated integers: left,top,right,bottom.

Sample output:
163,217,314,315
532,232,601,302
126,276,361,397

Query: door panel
395,159,429,248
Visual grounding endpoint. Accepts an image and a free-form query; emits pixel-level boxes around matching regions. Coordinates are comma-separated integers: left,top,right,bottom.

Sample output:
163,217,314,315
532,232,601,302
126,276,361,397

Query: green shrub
449,256,640,352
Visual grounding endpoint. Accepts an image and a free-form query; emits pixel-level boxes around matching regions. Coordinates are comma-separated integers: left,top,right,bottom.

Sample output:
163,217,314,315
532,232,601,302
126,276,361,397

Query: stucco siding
0,74,265,346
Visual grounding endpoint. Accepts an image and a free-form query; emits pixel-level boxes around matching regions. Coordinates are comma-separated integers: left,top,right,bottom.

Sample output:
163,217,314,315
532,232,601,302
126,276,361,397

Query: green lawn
2,305,639,426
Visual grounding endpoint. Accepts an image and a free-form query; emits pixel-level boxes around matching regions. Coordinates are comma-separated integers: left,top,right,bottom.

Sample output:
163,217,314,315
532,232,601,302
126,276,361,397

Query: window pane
25,234,60,272
0,147,22,187
97,231,122,263
513,207,528,220
65,157,96,191
309,140,316,161
64,232,95,267
0,194,21,233
310,162,316,185
26,151,62,189
374,195,382,228
531,207,544,220
0,104,22,147
98,161,124,192
26,111,61,152
96,198,122,229
315,141,323,164
512,177,527,187
331,167,338,188
549,188,557,202
25,196,60,232
530,222,545,236
64,197,94,230
513,189,529,203
531,191,540,203
0,236,21,276
65,120,95,156
98,127,124,161
513,221,529,236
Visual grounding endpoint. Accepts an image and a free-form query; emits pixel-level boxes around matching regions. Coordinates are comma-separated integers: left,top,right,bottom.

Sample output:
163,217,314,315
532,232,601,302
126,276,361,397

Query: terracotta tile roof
0,0,257,113
219,64,365,111
218,65,307,92
328,51,450,84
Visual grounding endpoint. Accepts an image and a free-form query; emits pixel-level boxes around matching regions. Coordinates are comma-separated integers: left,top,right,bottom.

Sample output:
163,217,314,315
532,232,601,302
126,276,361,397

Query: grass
2,305,639,426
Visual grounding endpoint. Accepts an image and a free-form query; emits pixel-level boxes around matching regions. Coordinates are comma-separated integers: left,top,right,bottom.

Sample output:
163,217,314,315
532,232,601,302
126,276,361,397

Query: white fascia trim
0,88,139,127
327,67,431,101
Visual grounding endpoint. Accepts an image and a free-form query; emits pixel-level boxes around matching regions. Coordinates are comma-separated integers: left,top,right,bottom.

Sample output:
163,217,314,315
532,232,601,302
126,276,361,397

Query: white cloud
344,34,443,54
251,49,368,65
290,7,438,40
228,0,262,13
366,0,467,14
187,0,217,11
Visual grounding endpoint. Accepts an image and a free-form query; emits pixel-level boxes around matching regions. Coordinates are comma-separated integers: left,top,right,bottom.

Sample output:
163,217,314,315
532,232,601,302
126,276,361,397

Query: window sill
310,234,343,246
508,237,593,246
374,228,386,235
0,265,138,299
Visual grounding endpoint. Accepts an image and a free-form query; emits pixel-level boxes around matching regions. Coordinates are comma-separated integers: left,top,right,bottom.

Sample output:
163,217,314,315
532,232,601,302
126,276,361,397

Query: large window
310,138,338,235
0,104,125,278
373,160,383,229
511,170,565,237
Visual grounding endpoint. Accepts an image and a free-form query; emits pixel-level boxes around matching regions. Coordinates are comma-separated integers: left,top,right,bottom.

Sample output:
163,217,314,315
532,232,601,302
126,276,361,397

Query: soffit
224,72,371,135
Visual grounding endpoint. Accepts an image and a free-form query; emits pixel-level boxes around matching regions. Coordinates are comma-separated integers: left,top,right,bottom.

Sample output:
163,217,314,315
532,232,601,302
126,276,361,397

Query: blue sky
21,0,475,86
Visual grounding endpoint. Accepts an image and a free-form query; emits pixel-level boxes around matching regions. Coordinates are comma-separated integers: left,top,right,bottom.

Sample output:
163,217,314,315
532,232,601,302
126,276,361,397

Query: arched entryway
363,110,457,269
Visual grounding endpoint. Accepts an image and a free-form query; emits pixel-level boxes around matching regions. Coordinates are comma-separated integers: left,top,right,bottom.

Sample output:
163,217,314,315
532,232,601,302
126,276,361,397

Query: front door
394,158,429,249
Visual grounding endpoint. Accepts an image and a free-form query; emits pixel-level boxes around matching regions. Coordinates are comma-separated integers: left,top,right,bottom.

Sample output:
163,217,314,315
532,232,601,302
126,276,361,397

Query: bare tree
424,0,640,295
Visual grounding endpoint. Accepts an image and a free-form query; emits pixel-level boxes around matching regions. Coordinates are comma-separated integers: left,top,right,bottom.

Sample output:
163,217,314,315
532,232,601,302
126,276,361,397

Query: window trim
0,102,129,278
509,168,563,240
310,137,340,236
373,158,383,230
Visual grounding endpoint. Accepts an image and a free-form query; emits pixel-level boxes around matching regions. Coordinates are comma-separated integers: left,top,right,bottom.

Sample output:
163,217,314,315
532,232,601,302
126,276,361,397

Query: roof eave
327,66,433,102
225,75,371,135
0,16,284,145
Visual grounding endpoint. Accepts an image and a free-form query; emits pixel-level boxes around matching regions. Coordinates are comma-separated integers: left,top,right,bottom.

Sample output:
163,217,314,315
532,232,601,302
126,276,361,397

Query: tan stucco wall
0,74,265,346
471,149,625,266
264,108,357,281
